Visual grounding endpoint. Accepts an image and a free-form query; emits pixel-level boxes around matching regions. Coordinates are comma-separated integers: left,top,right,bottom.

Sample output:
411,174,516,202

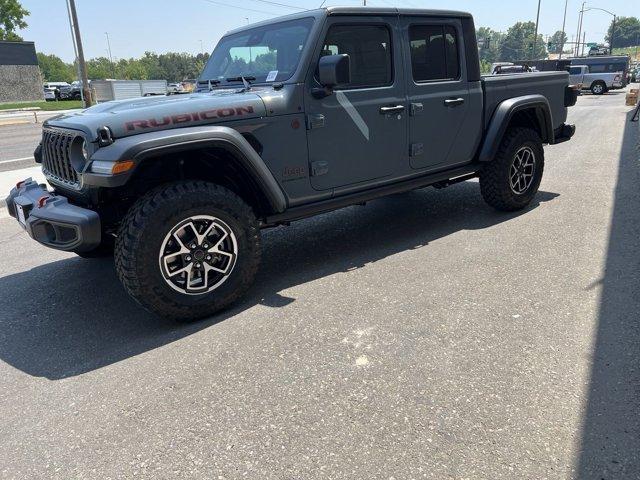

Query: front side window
320,24,392,89
200,17,314,84
409,25,460,82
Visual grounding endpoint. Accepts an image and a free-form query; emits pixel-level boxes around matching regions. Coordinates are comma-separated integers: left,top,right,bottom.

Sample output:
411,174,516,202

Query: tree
476,27,504,64
87,57,116,79
37,53,75,82
548,30,568,54
0,0,28,41
499,21,546,61
606,16,640,49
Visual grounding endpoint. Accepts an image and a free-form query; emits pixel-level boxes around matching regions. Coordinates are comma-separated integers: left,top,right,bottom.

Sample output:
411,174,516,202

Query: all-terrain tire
114,181,261,321
479,127,544,212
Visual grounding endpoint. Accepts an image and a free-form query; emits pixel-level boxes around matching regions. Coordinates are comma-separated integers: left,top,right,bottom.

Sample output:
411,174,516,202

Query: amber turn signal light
111,160,135,175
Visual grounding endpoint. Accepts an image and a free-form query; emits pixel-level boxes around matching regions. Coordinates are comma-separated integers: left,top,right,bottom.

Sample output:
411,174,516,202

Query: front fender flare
478,95,554,163
85,125,287,213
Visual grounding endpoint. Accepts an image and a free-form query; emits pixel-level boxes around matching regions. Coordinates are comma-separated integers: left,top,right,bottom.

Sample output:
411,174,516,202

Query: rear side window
568,67,582,75
321,24,392,89
409,25,460,82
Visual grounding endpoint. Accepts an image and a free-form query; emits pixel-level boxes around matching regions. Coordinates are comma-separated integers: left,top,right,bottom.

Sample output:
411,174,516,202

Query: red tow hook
37,195,52,208
16,180,27,189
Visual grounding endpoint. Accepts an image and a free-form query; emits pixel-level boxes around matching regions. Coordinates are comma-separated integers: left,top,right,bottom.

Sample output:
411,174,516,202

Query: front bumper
5,179,101,252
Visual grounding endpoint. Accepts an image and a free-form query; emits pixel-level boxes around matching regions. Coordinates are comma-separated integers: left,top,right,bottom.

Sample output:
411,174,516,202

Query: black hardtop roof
225,7,472,35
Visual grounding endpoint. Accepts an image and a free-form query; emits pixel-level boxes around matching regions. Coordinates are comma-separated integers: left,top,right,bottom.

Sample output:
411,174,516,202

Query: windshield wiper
199,79,221,91
225,75,255,91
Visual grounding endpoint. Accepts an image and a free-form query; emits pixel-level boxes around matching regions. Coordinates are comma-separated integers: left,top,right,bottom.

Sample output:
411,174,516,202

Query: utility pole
559,0,569,59
610,15,616,52
65,0,83,102
532,0,542,60
105,32,115,78
68,0,92,106
582,31,586,56
575,1,586,57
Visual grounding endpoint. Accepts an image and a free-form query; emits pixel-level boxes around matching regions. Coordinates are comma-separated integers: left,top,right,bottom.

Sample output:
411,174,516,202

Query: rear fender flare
86,125,287,214
478,95,554,162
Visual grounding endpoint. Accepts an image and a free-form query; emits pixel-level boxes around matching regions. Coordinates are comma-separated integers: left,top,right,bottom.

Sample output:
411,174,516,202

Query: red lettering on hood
125,105,255,131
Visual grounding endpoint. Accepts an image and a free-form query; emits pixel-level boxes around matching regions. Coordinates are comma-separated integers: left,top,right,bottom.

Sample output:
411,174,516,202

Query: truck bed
481,71,570,132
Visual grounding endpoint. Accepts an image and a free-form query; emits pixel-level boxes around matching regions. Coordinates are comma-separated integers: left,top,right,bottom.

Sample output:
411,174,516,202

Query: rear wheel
115,181,261,321
591,81,606,95
479,127,544,212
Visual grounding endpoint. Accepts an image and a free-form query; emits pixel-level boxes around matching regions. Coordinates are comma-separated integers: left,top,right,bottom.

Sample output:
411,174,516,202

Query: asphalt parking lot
0,90,638,479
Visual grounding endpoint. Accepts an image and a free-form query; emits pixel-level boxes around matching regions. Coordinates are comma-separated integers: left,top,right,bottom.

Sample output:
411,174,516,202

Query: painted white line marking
336,91,370,141
0,157,34,165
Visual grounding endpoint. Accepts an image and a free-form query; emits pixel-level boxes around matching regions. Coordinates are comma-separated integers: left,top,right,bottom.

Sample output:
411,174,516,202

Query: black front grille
41,128,79,186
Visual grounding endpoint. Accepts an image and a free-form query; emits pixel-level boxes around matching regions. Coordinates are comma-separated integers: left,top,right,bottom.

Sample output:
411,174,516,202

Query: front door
305,18,407,191
401,18,470,170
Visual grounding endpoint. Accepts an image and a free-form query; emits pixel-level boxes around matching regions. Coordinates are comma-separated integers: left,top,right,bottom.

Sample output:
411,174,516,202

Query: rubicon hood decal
45,90,266,140
125,105,256,132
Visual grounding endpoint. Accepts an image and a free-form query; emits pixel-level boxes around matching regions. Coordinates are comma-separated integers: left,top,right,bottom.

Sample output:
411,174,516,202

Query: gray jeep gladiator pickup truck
6,7,577,320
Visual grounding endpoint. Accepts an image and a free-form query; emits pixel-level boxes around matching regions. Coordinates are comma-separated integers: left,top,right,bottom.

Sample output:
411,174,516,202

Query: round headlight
81,140,89,160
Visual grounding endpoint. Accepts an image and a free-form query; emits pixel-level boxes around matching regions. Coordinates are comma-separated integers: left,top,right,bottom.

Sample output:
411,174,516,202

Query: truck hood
45,89,267,141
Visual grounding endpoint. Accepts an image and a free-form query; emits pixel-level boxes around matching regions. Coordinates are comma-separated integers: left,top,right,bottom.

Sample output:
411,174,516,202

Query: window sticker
266,70,279,82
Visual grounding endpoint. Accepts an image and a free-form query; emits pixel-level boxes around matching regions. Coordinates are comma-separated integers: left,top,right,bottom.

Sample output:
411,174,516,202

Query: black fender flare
478,95,554,162
85,125,287,214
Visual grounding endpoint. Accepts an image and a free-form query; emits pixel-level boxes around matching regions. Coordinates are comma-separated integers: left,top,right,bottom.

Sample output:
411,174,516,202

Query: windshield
200,17,314,85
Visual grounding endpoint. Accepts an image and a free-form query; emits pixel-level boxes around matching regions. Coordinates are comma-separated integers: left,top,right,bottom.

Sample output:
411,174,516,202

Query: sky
16,0,633,62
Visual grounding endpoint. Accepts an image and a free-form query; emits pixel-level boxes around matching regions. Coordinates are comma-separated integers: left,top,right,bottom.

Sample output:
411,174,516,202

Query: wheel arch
87,126,287,217
478,95,553,163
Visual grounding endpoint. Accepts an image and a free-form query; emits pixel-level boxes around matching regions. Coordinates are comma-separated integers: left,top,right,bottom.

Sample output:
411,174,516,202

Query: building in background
0,41,43,103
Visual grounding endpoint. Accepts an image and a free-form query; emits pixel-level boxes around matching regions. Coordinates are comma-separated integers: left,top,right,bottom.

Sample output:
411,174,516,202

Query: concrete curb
0,107,41,113
0,118,31,126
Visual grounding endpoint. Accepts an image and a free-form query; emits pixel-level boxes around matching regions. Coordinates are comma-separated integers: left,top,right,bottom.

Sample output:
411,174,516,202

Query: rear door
400,17,471,170
305,16,407,191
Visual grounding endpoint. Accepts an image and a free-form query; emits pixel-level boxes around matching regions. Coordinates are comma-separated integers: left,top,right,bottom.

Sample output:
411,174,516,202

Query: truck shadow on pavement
576,110,640,478
0,182,558,380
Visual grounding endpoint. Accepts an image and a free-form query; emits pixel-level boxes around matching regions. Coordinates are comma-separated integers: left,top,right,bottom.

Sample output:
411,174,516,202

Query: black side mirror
313,54,351,98
319,54,351,87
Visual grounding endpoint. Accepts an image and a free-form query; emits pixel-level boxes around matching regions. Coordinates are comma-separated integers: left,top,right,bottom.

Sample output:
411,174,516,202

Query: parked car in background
493,64,537,75
59,81,83,100
43,82,70,101
570,55,630,89
588,45,610,56
43,88,56,101
167,82,185,94
567,65,623,94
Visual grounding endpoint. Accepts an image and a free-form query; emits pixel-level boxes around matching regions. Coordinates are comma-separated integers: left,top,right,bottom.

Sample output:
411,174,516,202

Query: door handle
444,98,465,107
380,105,405,114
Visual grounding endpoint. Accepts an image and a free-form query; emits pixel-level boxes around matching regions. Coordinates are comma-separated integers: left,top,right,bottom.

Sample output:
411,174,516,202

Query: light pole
582,7,617,53
558,0,569,59
68,0,92,106
575,2,586,57
105,32,115,78
65,0,83,102
532,0,542,60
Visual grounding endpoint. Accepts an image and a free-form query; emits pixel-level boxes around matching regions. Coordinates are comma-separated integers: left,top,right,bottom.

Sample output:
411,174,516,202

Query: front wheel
115,181,261,321
479,127,544,212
